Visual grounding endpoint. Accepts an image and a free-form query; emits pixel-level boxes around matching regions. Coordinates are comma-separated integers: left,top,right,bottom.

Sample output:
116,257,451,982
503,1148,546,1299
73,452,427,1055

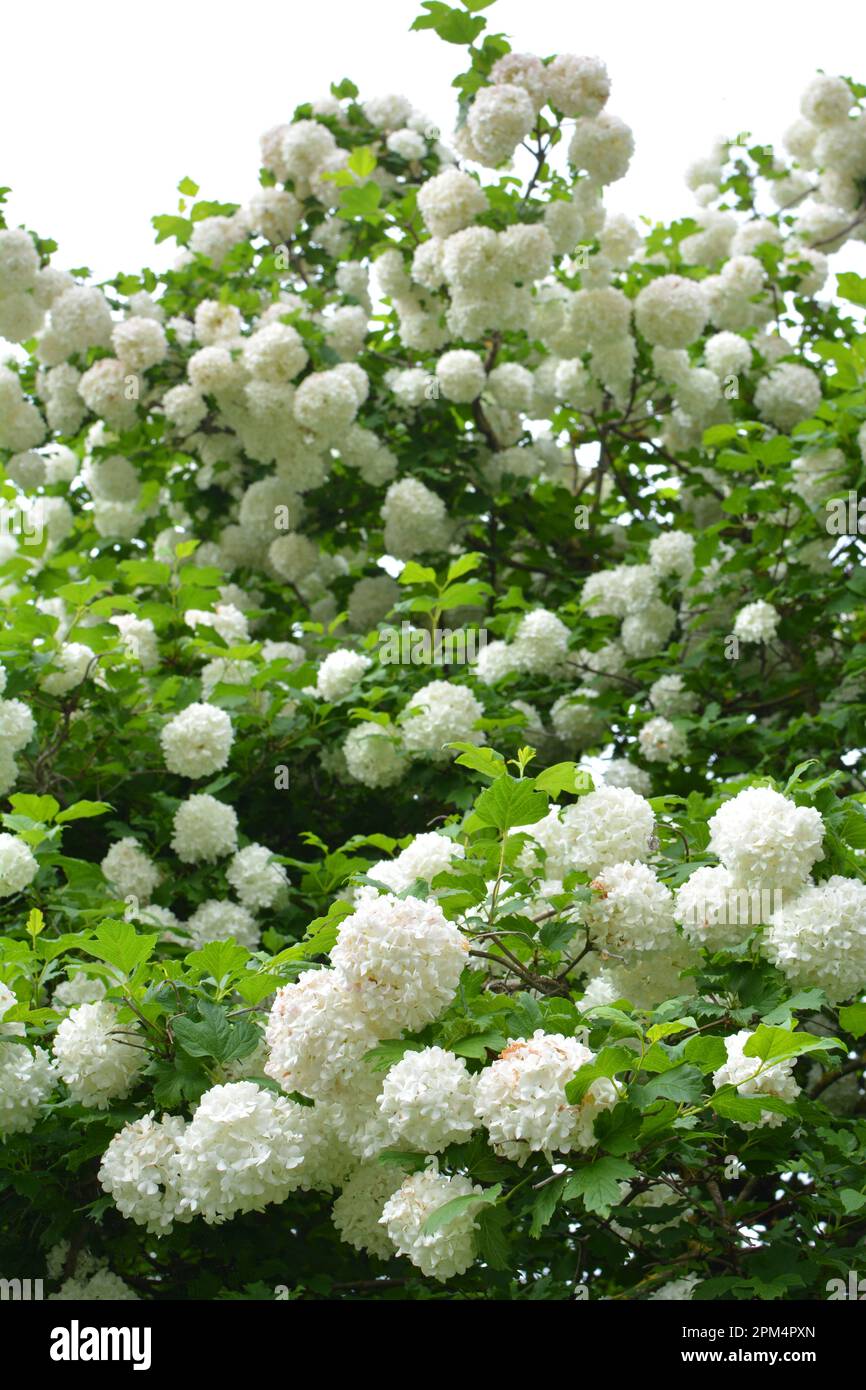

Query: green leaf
474,776,548,832
82,920,158,977
633,1064,703,1105
410,1,487,44
8,794,59,823
683,1035,728,1073
172,1000,260,1065
362,1039,425,1072
446,552,482,583
839,1003,866,1038
423,1184,500,1235
566,1045,636,1103
839,1188,866,1214
398,562,437,587
742,1024,842,1067
563,1158,637,1216
177,176,200,197
837,271,866,308
475,1204,511,1270
710,1088,795,1123
55,800,113,824
534,762,592,798
447,742,506,780
347,146,377,178
529,1175,566,1237
185,940,250,981
593,1104,643,1156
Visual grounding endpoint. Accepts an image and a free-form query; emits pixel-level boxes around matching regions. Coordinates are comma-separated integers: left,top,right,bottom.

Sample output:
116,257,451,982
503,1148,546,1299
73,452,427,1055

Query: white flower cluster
0,832,39,898
474,1031,616,1160
0,986,57,1136
52,1002,145,1109
160,702,235,778
381,1164,484,1281
712,1028,801,1128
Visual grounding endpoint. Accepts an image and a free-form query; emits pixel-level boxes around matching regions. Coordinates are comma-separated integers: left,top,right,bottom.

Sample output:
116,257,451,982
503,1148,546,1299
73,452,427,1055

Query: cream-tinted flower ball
635,275,710,348
707,786,824,890
52,1002,145,1109
712,1028,800,1128
100,837,160,902
0,832,38,897
764,876,866,1002
98,1112,188,1235
378,1046,477,1152
381,1165,483,1281
332,1162,405,1260
226,843,289,910
331,894,469,1035
475,1030,617,1160
265,970,379,1099
160,702,234,778
171,795,239,864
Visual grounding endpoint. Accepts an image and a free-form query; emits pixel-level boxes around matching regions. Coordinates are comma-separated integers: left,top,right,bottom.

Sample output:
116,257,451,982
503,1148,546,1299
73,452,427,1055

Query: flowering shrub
1,1,866,1301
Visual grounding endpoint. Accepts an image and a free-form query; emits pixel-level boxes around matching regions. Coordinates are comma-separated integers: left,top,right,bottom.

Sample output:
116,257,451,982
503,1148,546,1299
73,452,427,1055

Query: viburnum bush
2,0,866,1302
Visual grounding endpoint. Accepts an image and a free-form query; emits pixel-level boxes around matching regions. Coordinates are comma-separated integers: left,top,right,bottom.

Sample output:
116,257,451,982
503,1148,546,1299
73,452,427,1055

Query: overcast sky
3,0,866,280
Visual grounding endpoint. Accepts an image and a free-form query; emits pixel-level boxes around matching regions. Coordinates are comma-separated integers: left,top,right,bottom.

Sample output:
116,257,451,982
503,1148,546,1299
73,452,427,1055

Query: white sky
2,0,866,280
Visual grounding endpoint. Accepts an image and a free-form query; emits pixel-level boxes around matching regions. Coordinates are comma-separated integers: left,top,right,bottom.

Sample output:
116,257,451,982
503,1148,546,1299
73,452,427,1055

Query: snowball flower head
707,786,824,890
265,970,379,1098
568,113,634,184
98,1112,188,1235
511,608,571,673
378,1046,477,1152
733,600,779,644
332,1163,404,1259
712,1029,800,1128
764,876,866,1003
381,478,451,558
160,702,234,778
343,723,408,789
585,861,677,958
435,349,486,403
399,680,485,760
466,84,535,167
381,1165,483,1281
175,1082,310,1224
522,786,655,879
635,275,710,348
331,893,469,1035
474,1031,617,1160
100,837,160,902
315,649,371,702
226,843,289,910
754,363,821,432
52,1002,145,1109
544,54,610,117
675,864,767,952
638,715,688,764
417,169,488,239
171,795,238,863
0,1041,56,1135
187,899,259,950
41,642,95,695
0,832,38,897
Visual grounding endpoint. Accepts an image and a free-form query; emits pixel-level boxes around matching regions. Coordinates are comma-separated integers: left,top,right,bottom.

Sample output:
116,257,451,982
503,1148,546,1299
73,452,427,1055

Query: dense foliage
1,0,866,1301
